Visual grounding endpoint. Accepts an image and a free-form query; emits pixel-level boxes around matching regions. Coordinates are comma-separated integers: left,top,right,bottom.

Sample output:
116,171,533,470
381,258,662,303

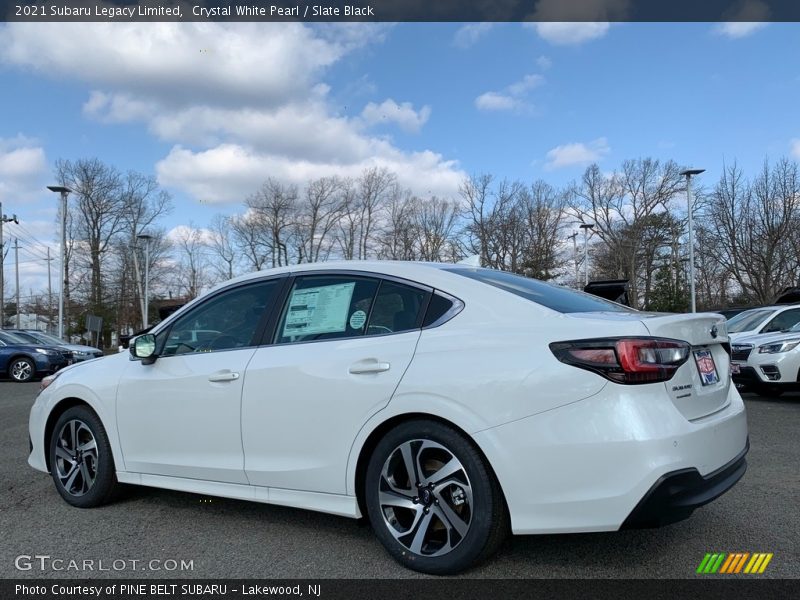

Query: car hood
732,330,800,347
61,344,102,354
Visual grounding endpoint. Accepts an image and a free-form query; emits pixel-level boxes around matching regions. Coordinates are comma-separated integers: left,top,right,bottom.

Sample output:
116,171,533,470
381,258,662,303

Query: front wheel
8,357,35,382
49,406,119,508
365,420,508,575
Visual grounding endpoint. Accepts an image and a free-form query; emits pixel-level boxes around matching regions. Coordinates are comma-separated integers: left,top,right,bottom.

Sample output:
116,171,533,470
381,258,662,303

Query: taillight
550,337,690,384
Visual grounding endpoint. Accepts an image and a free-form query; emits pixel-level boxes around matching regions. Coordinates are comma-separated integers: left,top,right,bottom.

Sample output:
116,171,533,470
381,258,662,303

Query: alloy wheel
378,439,473,557
10,359,33,382
54,419,99,496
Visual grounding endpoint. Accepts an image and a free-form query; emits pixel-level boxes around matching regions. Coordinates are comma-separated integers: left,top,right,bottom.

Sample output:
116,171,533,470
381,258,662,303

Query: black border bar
3,0,800,23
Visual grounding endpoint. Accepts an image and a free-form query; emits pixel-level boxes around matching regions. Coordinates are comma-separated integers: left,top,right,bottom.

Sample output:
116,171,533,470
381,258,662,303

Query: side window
276,275,380,344
422,292,462,328
366,281,429,336
161,279,281,356
762,309,800,333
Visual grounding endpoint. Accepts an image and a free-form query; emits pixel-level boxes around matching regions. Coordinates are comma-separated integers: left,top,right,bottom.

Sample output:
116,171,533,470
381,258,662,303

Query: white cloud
544,137,610,170
526,22,611,46
1,23,464,205
714,1,770,38
0,136,48,204
453,23,494,48
360,99,431,133
475,74,544,113
790,139,800,161
713,22,768,38
156,144,464,205
536,55,553,70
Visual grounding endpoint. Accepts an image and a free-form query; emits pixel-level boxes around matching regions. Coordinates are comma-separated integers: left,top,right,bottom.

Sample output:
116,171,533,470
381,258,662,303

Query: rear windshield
726,309,774,333
443,267,634,313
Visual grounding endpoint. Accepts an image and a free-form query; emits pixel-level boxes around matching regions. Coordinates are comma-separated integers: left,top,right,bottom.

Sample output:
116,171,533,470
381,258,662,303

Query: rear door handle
349,361,391,375
208,370,240,383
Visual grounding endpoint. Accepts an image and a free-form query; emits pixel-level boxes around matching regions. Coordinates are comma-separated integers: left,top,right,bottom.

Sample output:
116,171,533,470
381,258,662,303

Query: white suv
728,305,800,341
731,322,800,397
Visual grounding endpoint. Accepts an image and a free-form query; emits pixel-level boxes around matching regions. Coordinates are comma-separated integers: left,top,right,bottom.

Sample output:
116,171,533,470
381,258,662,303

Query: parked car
5,329,103,362
731,322,800,397
0,331,72,382
29,262,748,574
728,305,800,341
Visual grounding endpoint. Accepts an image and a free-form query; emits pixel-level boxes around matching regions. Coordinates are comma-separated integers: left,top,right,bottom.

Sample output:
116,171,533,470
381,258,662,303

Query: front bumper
734,365,800,389
621,438,748,529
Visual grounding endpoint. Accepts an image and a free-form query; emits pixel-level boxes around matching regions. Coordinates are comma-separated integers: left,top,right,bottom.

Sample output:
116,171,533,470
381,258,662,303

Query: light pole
579,223,595,287
47,185,71,340
680,169,705,313
567,231,579,289
137,232,152,329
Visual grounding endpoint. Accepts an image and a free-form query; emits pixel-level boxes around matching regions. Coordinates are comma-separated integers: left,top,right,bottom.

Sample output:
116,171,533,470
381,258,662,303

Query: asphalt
0,381,797,579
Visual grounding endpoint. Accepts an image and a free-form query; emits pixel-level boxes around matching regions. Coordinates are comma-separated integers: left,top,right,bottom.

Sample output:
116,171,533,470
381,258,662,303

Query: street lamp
680,168,705,313
579,223,595,287
136,232,153,329
47,185,71,340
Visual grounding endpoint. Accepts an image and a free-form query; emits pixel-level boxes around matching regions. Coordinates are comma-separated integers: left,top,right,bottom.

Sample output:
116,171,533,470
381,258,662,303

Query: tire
364,420,508,575
8,357,36,383
49,406,119,508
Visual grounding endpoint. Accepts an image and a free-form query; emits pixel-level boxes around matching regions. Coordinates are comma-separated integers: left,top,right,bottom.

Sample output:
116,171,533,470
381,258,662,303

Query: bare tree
294,176,345,263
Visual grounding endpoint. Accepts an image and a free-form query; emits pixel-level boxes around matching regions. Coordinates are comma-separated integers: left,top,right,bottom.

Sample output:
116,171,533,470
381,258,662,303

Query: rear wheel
8,357,35,382
365,420,508,575
49,406,119,508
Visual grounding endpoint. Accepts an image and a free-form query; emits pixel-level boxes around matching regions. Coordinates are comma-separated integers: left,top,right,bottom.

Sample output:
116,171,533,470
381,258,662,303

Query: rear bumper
473,383,748,535
621,438,748,529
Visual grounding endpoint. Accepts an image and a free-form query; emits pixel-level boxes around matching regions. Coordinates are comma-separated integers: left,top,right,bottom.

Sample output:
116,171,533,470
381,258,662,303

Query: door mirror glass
131,334,157,361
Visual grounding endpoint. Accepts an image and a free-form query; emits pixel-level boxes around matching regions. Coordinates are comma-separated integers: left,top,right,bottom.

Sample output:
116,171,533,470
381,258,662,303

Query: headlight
34,348,57,355
758,340,800,354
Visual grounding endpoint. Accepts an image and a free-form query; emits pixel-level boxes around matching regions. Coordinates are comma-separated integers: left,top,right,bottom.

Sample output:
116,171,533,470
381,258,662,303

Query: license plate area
694,349,720,385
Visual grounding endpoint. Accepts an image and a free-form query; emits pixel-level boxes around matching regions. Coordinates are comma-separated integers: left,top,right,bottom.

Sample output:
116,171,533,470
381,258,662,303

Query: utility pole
680,169,705,313
14,238,20,329
45,248,54,334
1,205,20,328
47,186,71,340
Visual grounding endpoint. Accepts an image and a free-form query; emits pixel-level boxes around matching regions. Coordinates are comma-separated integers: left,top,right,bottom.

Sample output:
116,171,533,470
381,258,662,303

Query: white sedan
28,261,748,574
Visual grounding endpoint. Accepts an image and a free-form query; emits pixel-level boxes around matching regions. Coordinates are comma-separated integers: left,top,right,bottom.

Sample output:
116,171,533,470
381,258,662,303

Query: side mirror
130,334,158,364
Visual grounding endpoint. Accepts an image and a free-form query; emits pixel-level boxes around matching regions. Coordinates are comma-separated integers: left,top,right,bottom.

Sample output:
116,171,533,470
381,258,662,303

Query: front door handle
208,370,240,383
349,361,391,375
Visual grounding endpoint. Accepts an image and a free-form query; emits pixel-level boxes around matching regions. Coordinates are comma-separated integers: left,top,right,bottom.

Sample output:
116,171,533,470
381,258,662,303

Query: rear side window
444,267,634,313
366,281,428,336
276,275,380,343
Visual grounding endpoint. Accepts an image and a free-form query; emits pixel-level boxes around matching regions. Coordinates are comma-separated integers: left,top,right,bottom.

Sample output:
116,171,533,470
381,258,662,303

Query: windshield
444,267,634,313
727,309,775,333
24,331,66,345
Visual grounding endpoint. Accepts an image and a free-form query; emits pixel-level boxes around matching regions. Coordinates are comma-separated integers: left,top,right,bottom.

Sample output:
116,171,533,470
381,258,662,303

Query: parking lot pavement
1,382,798,579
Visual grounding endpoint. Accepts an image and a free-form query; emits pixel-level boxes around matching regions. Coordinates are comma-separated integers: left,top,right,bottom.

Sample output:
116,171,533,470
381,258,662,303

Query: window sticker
349,310,367,330
283,282,356,337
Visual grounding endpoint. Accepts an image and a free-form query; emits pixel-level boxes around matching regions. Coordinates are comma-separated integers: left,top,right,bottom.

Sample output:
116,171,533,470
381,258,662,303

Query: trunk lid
639,312,731,420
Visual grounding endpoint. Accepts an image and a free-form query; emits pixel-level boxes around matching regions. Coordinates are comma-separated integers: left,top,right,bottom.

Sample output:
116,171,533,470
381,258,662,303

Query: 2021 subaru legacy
29,261,748,574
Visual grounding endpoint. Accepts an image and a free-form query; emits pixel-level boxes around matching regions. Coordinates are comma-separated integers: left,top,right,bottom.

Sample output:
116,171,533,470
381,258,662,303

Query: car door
241,273,430,494
116,277,285,484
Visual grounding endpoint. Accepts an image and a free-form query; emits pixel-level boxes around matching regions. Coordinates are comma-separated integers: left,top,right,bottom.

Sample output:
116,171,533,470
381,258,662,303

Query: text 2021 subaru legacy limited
29,261,748,574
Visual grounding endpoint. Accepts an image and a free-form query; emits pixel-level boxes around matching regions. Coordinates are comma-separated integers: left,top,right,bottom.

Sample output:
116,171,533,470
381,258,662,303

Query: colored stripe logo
697,552,773,574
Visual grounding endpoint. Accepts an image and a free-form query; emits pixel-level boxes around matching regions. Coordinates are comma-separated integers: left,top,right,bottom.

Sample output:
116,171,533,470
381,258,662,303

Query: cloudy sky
1,21,799,296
